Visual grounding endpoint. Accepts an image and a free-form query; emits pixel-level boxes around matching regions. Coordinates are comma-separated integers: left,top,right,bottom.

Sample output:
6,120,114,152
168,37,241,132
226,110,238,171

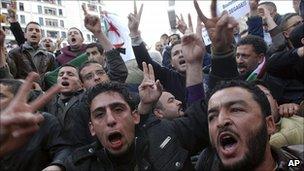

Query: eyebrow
91,102,127,114
167,97,174,102
208,100,248,114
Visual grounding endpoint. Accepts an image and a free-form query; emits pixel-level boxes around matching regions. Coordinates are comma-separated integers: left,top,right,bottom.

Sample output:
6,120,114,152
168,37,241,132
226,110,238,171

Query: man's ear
153,108,164,119
283,31,289,39
89,122,96,136
24,32,28,40
131,109,140,124
265,115,276,135
258,54,265,64
301,38,304,45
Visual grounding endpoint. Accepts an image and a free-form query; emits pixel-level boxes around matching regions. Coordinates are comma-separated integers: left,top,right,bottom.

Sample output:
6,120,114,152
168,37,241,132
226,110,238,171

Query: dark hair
85,82,139,111
237,35,268,55
207,80,271,118
86,43,104,55
68,27,83,38
78,61,104,82
60,63,78,71
169,33,181,40
25,22,41,32
160,33,168,38
258,1,277,12
58,64,79,76
289,23,304,48
280,13,299,30
0,79,22,95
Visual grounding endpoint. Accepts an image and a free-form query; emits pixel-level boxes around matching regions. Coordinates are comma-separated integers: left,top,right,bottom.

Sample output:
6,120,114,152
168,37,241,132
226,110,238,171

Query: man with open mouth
46,64,85,147
8,22,56,83
196,80,303,171
63,49,209,170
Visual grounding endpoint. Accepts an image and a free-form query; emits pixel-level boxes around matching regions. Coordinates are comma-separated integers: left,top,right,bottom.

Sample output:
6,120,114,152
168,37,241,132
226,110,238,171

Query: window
61,31,66,38
19,2,24,11
38,5,42,14
46,30,59,38
58,9,63,16
86,34,91,41
20,15,26,24
44,7,57,16
43,0,55,4
41,29,45,37
39,17,44,26
1,2,8,8
45,18,58,27
57,0,62,5
60,20,64,27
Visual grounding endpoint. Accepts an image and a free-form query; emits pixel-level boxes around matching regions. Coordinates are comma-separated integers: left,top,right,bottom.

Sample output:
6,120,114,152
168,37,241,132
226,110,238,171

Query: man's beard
217,121,269,171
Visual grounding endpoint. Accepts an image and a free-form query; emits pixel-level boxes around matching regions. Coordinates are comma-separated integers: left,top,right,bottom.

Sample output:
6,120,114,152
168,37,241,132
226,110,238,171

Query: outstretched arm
7,6,26,46
83,5,114,51
0,72,61,157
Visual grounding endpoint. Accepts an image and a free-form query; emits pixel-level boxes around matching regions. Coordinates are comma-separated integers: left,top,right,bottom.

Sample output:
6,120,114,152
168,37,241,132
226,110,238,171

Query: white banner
201,27,211,46
217,0,250,20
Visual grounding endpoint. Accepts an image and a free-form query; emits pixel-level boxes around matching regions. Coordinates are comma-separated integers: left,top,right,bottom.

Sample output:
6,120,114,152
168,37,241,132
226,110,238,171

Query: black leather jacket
64,100,210,171
195,145,304,171
0,113,72,171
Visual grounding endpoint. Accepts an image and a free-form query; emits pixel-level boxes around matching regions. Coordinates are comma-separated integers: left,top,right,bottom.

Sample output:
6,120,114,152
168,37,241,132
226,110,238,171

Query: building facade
1,0,104,45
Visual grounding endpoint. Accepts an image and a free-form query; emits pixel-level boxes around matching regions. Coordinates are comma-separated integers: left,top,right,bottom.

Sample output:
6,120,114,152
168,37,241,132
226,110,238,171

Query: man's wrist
137,102,154,115
130,30,141,38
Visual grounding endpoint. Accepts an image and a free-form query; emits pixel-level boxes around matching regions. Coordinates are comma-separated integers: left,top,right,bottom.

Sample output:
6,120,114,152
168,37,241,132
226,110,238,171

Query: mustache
237,64,246,68
218,126,240,139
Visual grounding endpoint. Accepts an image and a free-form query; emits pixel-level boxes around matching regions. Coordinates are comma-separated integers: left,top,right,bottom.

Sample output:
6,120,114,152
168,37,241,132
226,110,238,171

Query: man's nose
106,112,117,127
217,111,232,129
94,73,100,81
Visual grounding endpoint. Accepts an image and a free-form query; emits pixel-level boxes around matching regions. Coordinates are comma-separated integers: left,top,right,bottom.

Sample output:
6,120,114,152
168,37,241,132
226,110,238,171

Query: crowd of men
0,0,303,170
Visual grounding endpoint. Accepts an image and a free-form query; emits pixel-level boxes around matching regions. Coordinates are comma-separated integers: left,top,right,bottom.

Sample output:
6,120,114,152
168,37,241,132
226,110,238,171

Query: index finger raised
194,0,208,24
211,0,218,18
82,4,88,16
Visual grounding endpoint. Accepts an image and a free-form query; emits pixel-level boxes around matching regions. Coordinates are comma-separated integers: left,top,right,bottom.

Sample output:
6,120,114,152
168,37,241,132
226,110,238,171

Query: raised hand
257,5,277,30
182,15,205,64
278,103,300,118
0,72,61,157
176,14,187,34
128,1,143,36
83,4,102,34
138,62,162,105
7,5,17,23
55,37,64,50
249,0,259,15
193,0,238,53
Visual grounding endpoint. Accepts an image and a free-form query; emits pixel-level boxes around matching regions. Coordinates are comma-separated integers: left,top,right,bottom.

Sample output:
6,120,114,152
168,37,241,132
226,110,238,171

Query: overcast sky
102,1,295,48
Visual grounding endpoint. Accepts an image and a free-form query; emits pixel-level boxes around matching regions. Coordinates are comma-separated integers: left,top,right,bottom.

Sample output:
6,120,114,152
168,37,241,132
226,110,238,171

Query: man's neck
254,145,277,171
27,42,39,49
70,44,82,52
60,91,78,100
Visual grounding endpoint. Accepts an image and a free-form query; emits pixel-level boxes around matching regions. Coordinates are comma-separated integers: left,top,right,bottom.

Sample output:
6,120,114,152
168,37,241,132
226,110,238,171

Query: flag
101,11,135,61
246,57,266,82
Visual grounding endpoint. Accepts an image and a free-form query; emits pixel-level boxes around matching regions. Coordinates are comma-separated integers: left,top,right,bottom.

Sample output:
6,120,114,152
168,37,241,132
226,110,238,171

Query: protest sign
217,0,250,20
201,27,211,46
